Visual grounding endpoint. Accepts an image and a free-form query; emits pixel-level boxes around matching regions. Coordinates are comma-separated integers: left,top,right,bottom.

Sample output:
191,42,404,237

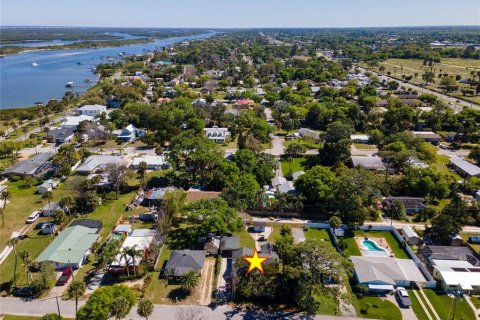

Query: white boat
31,62,38,67
65,81,74,88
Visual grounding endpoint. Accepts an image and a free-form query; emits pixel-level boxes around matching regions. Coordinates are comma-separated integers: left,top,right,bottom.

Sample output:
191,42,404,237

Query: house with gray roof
36,179,59,194
450,156,480,177
2,152,54,178
220,235,240,256
351,256,430,291
47,127,75,145
76,155,128,175
164,250,205,278
42,202,64,217
351,156,386,171
36,225,99,269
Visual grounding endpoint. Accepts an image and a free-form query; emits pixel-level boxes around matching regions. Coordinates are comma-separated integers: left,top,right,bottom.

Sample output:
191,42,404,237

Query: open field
360,58,480,104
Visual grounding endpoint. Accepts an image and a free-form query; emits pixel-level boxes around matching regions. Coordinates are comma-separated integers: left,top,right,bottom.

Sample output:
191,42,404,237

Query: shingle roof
69,219,103,232
351,156,386,170
2,152,54,176
76,155,124,173
165,250,205,276
37,226,99,264
220,235,240,251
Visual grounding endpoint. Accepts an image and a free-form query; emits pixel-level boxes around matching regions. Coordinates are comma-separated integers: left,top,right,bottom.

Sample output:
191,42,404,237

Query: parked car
56,268,73,286
41,223,56,235
26,211,40,224
34,222,46,230
12,286,34,297
396,287,411,307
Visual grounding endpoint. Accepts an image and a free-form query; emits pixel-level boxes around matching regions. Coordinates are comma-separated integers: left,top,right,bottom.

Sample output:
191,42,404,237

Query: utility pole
56,295,61,317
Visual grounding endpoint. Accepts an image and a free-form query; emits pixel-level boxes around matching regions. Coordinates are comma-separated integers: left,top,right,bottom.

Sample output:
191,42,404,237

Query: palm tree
180,270,201,293
125,245,143,276
19,250,33,284
137,161,148,189
137,299,154,320
0,190,11,227
67,279,86,315
42,191,54,223
120,248,131,276
7,238,19,288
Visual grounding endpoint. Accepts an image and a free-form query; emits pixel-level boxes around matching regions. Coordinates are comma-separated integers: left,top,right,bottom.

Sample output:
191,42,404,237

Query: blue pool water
362,240,385,251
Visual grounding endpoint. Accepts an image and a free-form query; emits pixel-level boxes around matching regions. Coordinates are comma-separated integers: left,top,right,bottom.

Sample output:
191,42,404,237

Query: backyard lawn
342,230,409,258
312,286,339,315
234,227,256,249
280,155,318,175
357,296,402,320
304,228,331,241
423,289,476,320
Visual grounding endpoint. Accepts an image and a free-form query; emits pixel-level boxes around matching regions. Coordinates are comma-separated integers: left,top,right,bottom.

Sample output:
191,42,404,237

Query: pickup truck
396,287,412,307
56,268,73,286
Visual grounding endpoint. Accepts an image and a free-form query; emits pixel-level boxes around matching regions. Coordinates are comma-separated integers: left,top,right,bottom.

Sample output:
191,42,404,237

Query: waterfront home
77,104,107,117
36,225,99,270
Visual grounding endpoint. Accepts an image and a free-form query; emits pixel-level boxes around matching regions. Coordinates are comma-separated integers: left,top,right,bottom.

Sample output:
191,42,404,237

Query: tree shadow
167,287,190,303
166,228,195,250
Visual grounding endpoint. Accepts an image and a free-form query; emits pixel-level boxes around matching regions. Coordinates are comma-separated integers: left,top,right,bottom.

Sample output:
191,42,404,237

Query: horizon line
1,24,480,29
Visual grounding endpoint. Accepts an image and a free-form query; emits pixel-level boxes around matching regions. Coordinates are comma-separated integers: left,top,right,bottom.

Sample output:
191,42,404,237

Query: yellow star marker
243,249,268,273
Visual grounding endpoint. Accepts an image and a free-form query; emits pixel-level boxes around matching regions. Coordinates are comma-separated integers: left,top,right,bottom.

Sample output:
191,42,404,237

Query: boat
118,52,125,56
65,82,74,88
76,61,83,65
107,57,114,61
31,62,38,67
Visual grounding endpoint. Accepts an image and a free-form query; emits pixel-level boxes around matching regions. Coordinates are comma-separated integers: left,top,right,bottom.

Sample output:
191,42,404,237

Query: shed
401,226,421,245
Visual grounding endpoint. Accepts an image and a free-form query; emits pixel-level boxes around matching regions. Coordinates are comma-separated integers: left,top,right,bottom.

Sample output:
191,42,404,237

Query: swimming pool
361,239,390,257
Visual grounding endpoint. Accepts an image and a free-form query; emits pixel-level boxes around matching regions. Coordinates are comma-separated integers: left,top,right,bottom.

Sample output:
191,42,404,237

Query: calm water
0,32,215,109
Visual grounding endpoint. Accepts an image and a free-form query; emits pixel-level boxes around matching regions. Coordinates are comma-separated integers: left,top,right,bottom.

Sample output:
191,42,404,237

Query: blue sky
1,0,479,28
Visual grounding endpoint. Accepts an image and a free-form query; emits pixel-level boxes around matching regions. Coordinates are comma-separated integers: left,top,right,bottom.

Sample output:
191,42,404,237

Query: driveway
385,294,417,320
291,228,306,243
265,134,285,156
215,258,231,303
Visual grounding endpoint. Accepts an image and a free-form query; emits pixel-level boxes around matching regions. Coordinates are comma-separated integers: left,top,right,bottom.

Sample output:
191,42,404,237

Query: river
0,31,215,109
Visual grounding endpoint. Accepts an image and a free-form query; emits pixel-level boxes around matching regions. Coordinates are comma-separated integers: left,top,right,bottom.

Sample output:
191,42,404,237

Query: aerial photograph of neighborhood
0,0,479,319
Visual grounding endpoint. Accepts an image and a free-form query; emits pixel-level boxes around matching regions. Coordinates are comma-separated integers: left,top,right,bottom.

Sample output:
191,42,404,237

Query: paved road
0,297,367,320
356,66,480,112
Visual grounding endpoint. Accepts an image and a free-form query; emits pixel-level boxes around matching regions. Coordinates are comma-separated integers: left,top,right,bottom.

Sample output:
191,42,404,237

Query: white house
131,156,167,170
431,259,480,295
77,104,107,117
76,155,129,175
36,179,60,194
61,115,94,130
204,127,230,144
350,134,370,144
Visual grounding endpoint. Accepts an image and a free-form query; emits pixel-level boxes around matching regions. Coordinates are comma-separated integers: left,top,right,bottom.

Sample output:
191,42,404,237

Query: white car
26,211,40,224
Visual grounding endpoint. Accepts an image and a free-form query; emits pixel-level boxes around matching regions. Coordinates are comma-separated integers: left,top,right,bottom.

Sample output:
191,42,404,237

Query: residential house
164,250,205,278
232,247,254,261
41,202,63,217
383,197,427,214
47,128,75,145
412,131,442,143
233,99,254,110
109,228,156,274
351,156,386,171
351,256,429,292
419,246,480,295
350,134,370,144
36,179,59,194
253,221,266,233
220,235,241,257
204,238,220,255
204,127,230,144
69,219,103,233
277,181,295,194
36,225,99,269
113,224,133,235
450,156,480,177
61,115,94,130
131,156,166,170
76,155,128,175
77,104,107,117
117,124,144,142
260,242,279,260
2,152,54,179
271,176,287,188
298,128,321,142
401,226,421,245
292,171,305,181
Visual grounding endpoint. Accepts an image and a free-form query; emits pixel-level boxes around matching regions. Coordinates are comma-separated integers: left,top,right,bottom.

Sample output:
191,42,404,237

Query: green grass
343,230,409,258
433,155,462,181
353,143,377,150
460,233,480,254
409,290,431,320
267,226,282,243
470,296,480,310
313,287,339,315
305,228,330,240
280,155,318,175
423,289,476,320
234,227,255,249
357,296,402,320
